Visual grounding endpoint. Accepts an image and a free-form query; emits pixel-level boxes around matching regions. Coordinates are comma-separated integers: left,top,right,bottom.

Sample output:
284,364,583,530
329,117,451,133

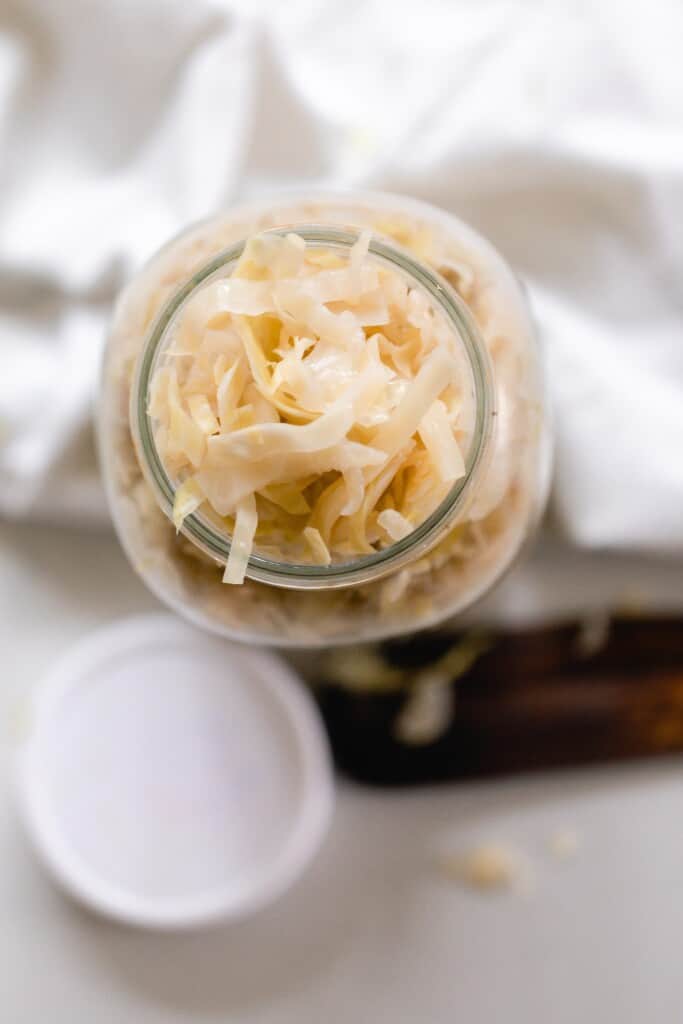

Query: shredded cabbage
260,482,311,515
223,494,257,584
341,466,364,516
167,369,205,468
418,399,466,483
303,526,332,565
187,394,219,436
150,230,475,581
378,508,413,541
172,477,204,531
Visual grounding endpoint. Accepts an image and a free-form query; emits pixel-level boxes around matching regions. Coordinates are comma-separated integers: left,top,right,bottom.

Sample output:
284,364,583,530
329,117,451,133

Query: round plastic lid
15,615,333,930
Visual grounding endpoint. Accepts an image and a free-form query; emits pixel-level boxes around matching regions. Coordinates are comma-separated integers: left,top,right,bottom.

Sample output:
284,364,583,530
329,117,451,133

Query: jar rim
130,225,494,590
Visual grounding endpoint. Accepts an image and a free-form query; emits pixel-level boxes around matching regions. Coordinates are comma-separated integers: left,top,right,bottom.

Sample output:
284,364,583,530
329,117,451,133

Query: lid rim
15,614,334,930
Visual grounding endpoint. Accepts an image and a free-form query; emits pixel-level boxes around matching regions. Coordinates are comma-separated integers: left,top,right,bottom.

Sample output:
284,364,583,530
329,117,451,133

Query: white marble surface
2,520,683,1023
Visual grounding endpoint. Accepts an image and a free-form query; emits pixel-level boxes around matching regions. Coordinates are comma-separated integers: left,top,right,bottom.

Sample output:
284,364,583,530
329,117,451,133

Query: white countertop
2,520,683,1023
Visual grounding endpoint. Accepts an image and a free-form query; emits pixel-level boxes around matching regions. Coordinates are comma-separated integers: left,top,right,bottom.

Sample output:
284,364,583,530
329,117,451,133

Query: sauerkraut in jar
98,192,551,646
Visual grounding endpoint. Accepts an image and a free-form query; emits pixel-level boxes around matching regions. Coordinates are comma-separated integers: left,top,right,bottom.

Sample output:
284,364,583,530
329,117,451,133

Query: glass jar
98,192,551,646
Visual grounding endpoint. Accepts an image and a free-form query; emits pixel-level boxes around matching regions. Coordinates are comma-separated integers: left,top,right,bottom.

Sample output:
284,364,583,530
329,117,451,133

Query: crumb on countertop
438,843,531,893
547,828,580,860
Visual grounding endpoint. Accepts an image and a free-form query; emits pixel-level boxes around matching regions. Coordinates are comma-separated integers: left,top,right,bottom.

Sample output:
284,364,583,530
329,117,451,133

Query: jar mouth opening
131,225,494,590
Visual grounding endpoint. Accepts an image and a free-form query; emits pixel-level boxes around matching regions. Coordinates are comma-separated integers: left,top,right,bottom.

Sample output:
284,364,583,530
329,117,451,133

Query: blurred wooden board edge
309,616,683,787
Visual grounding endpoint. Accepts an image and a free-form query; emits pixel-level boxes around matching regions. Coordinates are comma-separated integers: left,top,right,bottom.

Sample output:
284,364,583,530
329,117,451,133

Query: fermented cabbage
150,231,471,581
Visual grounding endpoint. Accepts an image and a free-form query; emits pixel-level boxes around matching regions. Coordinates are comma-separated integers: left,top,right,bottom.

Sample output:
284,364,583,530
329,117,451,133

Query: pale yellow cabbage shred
150,231,471,584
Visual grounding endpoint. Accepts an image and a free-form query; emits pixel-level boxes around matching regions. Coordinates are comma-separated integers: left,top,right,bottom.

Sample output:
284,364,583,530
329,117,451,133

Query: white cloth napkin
1,0,682,609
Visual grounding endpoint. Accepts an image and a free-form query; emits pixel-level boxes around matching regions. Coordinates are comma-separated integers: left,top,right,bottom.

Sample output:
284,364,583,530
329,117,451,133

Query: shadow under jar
98,192,551,647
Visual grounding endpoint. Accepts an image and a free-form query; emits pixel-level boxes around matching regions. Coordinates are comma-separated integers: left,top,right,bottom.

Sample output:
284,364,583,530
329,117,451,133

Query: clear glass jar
98,192,551,646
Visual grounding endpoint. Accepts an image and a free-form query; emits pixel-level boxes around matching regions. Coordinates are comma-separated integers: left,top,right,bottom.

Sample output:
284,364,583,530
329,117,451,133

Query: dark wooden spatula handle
313,617,683,786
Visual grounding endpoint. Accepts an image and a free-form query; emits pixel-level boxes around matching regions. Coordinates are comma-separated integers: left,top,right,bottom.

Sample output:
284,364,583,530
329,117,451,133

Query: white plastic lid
15,615,333,930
